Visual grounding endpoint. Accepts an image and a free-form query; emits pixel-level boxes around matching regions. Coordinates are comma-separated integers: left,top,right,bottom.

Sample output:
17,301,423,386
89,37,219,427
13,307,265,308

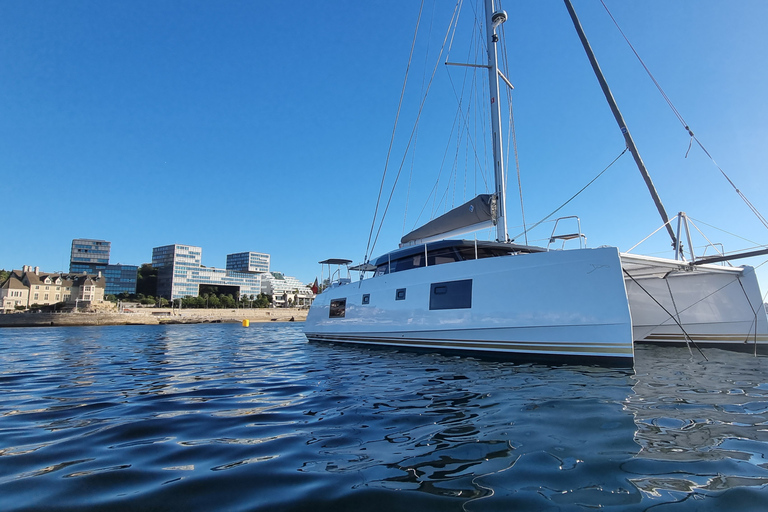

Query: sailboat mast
563,0,677,249
485,0,508,243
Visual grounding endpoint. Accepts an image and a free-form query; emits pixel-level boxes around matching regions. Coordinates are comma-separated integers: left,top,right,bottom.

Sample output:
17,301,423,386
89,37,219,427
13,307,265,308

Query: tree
254,293,271,308
220,294,236,308
0,269,9,284
136,264,158,297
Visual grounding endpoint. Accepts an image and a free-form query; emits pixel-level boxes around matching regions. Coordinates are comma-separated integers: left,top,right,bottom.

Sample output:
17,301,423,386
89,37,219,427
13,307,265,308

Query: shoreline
0,308,307,328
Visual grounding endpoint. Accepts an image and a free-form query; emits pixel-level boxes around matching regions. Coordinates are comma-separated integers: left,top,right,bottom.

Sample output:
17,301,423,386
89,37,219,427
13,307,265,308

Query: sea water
0,323,766,511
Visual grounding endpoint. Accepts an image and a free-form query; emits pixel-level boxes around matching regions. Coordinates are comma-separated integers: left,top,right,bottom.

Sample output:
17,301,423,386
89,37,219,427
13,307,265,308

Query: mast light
491,11,507,30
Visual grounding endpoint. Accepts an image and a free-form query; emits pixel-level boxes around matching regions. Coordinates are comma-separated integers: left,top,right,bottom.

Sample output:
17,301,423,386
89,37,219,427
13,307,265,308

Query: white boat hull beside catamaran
622,253,768,350
304,245,768,362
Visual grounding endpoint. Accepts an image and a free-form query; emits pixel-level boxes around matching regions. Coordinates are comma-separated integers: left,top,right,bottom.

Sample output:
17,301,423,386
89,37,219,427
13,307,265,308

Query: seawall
0,308,307,328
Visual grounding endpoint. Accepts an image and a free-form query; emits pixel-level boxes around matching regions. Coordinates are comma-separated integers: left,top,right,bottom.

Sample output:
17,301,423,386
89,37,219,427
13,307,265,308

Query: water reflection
625,345,768,500
1,325,767,511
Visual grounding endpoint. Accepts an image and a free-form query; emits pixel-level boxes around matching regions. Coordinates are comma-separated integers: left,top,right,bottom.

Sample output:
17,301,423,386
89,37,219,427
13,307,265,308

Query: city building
152,244,262,300
69,239,138,295
0,265,106,313
226,252,270,273
103,264,140,296
261,272,314,308
70,239,111,274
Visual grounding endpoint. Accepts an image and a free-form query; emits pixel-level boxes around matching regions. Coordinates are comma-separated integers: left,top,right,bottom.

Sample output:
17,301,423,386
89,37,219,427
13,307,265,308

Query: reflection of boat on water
305,0,768,362
625,345,768,496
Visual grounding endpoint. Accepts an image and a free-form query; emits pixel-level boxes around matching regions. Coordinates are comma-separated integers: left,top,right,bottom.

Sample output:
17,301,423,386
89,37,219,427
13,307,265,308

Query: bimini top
318,258,352,265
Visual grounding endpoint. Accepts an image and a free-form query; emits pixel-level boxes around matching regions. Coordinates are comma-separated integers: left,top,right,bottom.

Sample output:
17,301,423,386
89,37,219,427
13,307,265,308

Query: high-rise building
70,239,111,274
226,252,270,273
69,239,137,295
152,244,262,300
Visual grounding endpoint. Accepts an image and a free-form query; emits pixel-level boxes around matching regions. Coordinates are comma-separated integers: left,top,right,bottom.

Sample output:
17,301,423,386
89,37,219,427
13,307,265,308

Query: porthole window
362,294,370,305
396,288,406,301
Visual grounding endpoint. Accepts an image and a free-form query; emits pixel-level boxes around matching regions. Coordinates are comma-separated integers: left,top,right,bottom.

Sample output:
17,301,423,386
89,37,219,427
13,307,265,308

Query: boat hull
622,254,768,353
305,247,635,361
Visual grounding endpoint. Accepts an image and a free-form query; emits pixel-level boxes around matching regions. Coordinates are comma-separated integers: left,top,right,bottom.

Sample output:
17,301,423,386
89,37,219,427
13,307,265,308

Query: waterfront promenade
0,308,307,327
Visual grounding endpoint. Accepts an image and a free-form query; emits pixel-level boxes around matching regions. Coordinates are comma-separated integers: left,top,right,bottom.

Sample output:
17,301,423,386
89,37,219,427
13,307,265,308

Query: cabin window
396,288,406,301
362,294,370,305
429,279,472,310
426,247,463,266
329,298,346,318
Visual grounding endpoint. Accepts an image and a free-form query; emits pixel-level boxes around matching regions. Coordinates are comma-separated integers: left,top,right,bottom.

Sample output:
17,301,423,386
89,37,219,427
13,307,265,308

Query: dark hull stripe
304,333,634,357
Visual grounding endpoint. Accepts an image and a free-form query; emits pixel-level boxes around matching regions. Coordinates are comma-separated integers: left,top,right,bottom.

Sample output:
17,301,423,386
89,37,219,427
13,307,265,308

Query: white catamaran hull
306,247,768,361
306,247,635,360
622,254,768,350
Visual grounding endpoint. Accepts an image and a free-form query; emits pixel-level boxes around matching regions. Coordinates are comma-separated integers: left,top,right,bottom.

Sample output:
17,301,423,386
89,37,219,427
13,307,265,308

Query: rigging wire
368,0,464,258
599,0,768,233
403,1,438,237
364,0,426,263
512,147,628,241
408,0,494,236
687,216,765,249
498,16,528,245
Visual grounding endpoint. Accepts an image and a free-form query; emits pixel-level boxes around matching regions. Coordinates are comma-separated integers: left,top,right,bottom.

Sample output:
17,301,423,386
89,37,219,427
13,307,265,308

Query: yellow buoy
242,319,250,327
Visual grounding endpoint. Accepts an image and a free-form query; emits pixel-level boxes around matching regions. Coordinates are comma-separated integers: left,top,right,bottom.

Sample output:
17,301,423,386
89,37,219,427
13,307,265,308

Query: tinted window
429,279,472,310
329,298,346,318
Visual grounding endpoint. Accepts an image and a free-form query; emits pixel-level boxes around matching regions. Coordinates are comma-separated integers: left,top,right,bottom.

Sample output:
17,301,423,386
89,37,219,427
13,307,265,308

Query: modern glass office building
70,239,137,295
70,239,111,274
226,252,270,273
152,244,263,300
103,264,140,295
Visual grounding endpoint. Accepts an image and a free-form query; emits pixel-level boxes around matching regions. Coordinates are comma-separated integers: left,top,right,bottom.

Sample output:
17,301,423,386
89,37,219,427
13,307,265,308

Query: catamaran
305,0,768,362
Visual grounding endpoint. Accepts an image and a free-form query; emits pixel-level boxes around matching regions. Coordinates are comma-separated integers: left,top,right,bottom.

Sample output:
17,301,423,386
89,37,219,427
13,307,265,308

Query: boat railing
548,216,587,250
318,258,353,291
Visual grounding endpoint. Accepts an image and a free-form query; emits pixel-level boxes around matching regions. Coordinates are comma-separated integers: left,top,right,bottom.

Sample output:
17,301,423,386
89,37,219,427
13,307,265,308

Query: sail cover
401,194,495,244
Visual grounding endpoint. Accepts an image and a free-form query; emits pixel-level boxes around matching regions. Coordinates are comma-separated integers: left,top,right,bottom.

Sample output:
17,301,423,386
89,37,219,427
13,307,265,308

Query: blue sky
2,0,767,295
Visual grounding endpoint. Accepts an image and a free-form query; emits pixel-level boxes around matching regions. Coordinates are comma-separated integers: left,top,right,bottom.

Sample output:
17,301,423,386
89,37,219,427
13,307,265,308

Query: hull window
329,298,346,318
430,279,472,310
396,288,406,301
362,294,370,305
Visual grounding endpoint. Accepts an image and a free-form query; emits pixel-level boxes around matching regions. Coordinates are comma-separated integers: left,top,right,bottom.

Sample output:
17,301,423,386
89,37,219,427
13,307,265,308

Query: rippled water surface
1,323,767,511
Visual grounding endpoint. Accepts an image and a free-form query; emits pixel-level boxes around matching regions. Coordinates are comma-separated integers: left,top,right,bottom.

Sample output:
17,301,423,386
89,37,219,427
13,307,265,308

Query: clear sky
2,0,767,295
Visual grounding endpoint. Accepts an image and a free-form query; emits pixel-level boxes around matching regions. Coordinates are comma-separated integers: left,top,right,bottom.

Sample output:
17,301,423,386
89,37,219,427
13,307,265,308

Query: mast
563,0,678,249
485,0,508,242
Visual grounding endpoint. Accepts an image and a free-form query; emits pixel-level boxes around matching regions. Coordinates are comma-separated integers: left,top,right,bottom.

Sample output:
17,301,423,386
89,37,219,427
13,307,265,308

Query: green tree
220,294,236,308
0,269,10,284
254,293,271,308
136,264,158,297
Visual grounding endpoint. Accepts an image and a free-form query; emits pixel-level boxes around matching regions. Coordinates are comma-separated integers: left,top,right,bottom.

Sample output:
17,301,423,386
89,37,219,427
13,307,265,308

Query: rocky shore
0,308,307,328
